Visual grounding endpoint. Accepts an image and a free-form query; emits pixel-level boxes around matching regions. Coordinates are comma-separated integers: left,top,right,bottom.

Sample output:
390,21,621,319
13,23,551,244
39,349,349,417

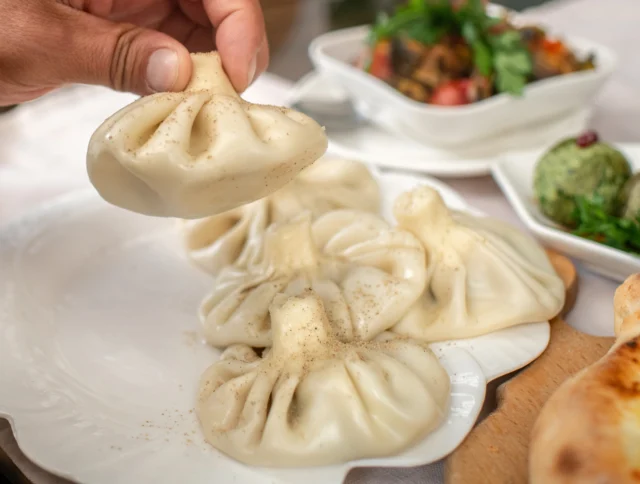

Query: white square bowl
309,18,616,148
492,144,640,283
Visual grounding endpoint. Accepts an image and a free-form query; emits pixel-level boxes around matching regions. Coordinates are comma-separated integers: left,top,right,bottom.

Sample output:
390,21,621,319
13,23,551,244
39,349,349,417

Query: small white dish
308,15,616,148
0,172,549,484
493,144,640,282
289,72,592,178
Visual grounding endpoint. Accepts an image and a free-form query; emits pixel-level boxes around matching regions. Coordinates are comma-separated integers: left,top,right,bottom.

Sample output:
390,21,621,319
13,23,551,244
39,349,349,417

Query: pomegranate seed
576,130,599,148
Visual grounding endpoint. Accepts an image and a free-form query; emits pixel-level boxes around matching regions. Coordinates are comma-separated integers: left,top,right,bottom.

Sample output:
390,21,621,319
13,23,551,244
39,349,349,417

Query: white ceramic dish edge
309,11,616,147
492,145,640,282
293,72,592,178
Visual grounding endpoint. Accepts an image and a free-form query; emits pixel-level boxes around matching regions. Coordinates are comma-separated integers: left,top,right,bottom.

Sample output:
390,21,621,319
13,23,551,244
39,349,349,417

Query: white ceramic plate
493,144,640,282
309,8,616,147
290,72,592,178
0,173,549,484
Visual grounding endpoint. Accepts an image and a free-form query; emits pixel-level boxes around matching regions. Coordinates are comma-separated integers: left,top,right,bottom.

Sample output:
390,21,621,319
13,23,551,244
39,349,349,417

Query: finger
201,0,268,91
107,0,172,22
254,35,270,84
177,0,211,27
50,4,193,95
158,9,215,53
109,2,174,29
181,28,216,53
69,0,172,24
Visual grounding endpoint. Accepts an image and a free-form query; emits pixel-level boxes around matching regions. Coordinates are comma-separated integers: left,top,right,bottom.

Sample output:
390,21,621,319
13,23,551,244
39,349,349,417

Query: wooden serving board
444,250,615,484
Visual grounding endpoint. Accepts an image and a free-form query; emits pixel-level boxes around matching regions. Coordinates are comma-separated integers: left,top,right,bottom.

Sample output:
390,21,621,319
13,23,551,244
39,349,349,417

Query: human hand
0,0,269,106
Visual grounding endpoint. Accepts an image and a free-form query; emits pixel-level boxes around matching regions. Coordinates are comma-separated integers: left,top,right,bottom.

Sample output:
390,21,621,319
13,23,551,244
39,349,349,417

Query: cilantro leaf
490,34,532,95
368,0,534,96
571,195,640,255
461,22,493,76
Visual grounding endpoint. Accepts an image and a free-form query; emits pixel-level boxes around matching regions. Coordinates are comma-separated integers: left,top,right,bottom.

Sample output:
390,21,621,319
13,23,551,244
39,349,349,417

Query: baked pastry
199,210,426,347
87,52,327,219
197,291,450,467
529,273,640,484
391,186,566,342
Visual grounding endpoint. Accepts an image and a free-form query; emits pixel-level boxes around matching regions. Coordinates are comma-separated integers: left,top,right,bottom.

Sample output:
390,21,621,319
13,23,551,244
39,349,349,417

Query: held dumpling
391,186,566,342
181,158,381,274
87,52,328,219
199,210,426,347
197,292,450,467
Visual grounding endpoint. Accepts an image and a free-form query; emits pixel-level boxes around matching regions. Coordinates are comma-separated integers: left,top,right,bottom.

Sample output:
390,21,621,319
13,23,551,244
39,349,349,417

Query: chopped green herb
369,0,533,96
571,195,640,255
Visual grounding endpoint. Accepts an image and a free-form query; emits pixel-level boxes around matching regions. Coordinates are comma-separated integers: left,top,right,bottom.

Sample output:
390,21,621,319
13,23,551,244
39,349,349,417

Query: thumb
52,6,192,95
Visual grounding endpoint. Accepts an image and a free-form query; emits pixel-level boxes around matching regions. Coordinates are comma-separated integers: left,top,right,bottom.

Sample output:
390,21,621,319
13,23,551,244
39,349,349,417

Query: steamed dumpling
197,292,450,467
268,157,380,219
87,52,328,219
199,210,426,347
182,199,269,274
391,186,565,342
181,158,380,274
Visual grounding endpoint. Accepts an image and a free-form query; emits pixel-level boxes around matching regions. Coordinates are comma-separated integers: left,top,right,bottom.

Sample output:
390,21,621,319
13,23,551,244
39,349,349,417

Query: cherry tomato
368,40,392,81
542,38,565,54
430,80,471,106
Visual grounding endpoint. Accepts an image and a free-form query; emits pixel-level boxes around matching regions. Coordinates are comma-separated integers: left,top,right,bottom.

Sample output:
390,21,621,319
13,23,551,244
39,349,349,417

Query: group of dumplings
86,52,565,468
183,158,566,468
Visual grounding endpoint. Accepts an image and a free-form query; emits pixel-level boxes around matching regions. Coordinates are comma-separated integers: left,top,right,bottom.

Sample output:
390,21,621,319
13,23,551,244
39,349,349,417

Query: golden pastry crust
529,273,640,484
614,273,640,340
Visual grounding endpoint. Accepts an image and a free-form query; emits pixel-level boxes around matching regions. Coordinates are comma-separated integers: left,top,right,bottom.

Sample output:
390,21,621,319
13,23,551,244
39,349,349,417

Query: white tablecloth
0,0,636,482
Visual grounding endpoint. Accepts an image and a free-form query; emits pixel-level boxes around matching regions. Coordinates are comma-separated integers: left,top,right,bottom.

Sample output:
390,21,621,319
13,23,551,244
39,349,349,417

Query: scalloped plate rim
0,173,549,484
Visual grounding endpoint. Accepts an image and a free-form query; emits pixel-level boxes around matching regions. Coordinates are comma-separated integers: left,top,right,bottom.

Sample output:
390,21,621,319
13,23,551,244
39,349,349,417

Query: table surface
0,0,637,482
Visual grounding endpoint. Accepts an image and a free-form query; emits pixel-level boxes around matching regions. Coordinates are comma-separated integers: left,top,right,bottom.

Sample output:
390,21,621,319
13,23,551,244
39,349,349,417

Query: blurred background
263,0,552,80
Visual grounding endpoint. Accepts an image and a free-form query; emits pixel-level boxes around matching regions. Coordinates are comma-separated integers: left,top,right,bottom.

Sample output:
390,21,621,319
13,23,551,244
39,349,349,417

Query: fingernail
246,55,257,89
146,49,179,93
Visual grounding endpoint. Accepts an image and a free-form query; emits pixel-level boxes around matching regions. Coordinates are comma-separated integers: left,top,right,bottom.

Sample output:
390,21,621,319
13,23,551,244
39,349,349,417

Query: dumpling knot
393,186,453,230
270,292,333,359
260,213,321,274
185,52,238,97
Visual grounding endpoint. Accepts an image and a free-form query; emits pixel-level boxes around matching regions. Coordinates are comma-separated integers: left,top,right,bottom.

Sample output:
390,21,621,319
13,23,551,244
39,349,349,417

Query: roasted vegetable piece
391,37,426,77
467,70,494,101
519,26,546,44
394,76,430,102
368,40,393,81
